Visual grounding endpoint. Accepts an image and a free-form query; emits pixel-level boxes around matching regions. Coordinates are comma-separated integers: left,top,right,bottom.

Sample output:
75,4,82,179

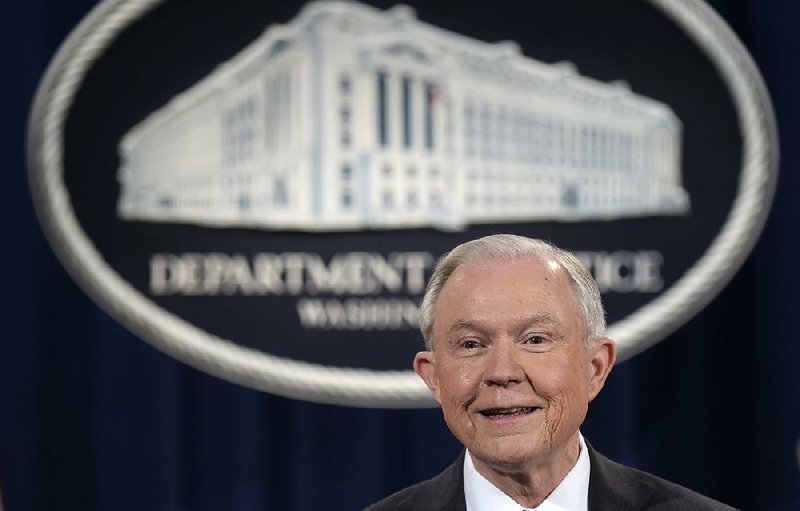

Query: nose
483,339,524,387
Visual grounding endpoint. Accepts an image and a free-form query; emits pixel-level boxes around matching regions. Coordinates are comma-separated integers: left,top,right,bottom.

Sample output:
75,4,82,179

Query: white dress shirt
463,433,591,511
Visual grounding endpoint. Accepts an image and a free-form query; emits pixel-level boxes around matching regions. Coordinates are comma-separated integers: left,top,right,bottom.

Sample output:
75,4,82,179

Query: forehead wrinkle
516,313,566,339
520,312,561,329
446,318,485,335
446,313,560,336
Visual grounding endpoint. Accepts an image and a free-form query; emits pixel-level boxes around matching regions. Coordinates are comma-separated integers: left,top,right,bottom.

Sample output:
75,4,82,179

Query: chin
472,437,545,470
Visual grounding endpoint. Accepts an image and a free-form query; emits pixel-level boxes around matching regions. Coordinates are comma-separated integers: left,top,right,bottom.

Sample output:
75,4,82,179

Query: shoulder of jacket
592,448,739,511
362,454,465,511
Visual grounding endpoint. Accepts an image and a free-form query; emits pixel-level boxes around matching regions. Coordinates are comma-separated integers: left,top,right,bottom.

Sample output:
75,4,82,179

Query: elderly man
365,234,736,511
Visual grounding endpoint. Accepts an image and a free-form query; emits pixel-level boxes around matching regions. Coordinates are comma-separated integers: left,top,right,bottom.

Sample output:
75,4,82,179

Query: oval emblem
28,0,777,406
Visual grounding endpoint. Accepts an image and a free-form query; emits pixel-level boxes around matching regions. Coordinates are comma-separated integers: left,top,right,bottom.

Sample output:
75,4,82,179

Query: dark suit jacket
363,444,738,510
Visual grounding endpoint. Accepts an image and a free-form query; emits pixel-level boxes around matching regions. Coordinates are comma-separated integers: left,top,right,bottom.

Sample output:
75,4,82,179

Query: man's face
414,257,614,474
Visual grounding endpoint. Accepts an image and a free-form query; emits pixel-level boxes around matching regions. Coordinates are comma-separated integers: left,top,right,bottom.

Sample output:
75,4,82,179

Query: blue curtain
2,1,799,510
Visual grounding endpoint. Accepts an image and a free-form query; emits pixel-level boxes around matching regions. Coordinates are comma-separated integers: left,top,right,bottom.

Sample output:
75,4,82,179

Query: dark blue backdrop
2,1,799,510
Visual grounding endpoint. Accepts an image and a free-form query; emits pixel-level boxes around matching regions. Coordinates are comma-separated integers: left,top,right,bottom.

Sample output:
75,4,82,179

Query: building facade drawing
117,0,690,231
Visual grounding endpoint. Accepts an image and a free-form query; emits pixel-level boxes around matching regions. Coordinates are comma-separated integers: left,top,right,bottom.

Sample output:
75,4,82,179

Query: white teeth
484,407,533,416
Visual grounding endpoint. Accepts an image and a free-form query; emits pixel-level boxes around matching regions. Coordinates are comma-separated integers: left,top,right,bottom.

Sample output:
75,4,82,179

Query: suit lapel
408,444,652,511
430,452,467,511
400,452,467,511
587,443,653,511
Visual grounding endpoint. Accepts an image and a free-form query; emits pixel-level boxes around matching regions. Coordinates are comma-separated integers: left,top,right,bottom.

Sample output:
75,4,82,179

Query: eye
521,334,552,351
525,335,546,345
462,339,481,350
451,336,486,356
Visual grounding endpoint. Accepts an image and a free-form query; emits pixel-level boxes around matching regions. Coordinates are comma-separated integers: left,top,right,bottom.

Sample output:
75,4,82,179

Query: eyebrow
447,313,559,334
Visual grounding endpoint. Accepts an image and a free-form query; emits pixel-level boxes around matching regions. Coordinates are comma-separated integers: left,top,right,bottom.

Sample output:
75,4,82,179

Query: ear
587,337,616,401
414,351,441,404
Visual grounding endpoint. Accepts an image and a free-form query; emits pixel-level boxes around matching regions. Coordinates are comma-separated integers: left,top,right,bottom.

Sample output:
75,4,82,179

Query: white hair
418,234,606,350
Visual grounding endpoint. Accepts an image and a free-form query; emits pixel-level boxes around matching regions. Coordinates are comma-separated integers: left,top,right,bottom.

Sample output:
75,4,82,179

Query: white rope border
607,0,778,358
27,0,777,407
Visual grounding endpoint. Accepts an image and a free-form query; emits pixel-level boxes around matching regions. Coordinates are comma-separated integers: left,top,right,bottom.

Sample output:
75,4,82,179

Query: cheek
437,362,481,410
538,366,590,428
437,368,481,443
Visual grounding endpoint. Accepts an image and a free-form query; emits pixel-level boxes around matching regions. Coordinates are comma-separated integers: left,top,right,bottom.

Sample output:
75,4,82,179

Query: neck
470,434,582,508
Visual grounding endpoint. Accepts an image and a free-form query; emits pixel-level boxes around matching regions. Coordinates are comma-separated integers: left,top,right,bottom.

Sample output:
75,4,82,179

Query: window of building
341,164,354,209
340,105,351,148
340,74,351,95
274,177,287,206
264,72,292,152
600,130,609,169
223,97,256,166
580,126,590,168
282,73,292,140
402,75,413,149
542,118,553,165
407,190,418,208
377,70,389,148
530,117,541,163
589,126,599,168
480,104,491,160
222,112,235,164
497,107,507,160
425,82,437,151
623,134,633,171
445,97,455,154
465,102,475,157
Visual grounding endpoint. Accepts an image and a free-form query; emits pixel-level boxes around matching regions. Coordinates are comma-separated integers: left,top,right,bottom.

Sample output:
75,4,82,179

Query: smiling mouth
480,407,538,417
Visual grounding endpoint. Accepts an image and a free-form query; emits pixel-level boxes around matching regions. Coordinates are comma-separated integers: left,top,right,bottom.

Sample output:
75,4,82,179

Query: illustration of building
117,0,689,231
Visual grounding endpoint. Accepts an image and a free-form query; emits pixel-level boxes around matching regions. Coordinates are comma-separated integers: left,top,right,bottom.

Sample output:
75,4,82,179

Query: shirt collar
463,433,591,511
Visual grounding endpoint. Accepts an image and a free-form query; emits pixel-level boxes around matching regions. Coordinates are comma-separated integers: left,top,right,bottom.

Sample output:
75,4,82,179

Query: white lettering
150,250,661,298
575,250,664,293
148,252,436,296
296,298,419,330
